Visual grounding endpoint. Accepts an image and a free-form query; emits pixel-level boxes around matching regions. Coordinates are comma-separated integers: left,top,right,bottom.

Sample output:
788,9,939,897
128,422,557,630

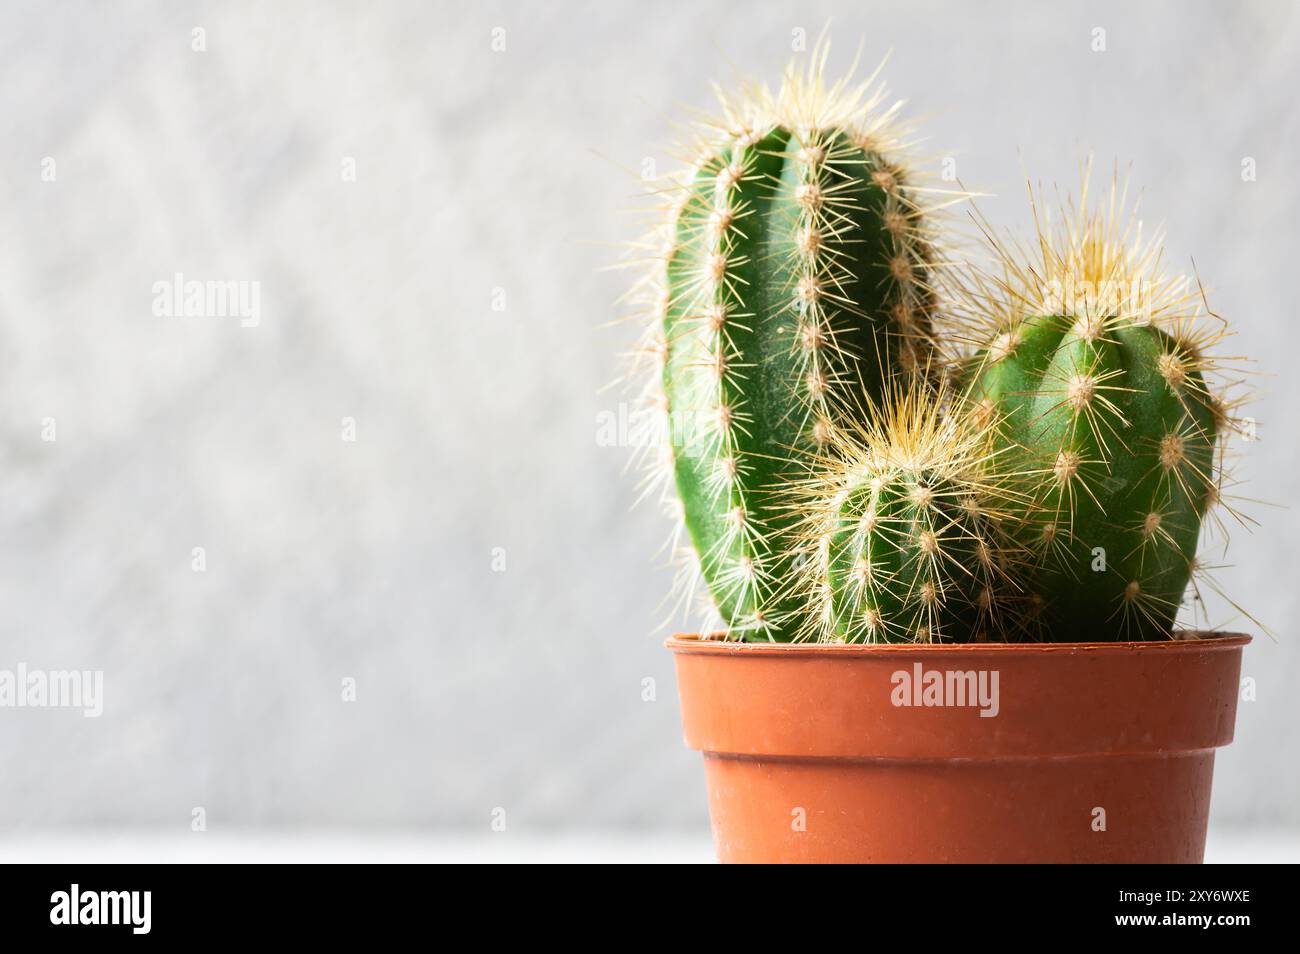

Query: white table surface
1,828,1295,864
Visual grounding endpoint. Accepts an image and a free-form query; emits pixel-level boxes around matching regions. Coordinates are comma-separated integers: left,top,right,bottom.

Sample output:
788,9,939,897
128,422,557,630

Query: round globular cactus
950,168,1249,641
626,45,948,640
788,383,1023,644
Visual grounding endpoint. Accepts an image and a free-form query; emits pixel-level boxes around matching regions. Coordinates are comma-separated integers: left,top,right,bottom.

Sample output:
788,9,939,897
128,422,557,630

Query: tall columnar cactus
951,171,1246,641
629,47,943,640
788,383,1021,643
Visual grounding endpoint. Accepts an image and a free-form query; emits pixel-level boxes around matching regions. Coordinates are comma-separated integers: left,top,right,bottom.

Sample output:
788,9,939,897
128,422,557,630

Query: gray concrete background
0,0,1295,832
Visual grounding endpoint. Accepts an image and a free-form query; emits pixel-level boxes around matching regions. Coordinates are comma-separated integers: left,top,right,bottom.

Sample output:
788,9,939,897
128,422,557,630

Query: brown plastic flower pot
669,633,1249,863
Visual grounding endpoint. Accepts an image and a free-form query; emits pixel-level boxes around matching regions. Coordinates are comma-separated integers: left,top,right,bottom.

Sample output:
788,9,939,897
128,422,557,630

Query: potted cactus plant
624,45,1257,864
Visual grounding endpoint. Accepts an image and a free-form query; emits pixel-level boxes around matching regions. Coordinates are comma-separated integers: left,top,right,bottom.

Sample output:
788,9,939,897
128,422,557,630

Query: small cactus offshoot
625,44,955,641
785,381,1025,643
949,166,1253,641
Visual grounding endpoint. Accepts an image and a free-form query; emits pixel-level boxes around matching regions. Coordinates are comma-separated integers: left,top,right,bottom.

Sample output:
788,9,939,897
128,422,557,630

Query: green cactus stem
953,170,1246,641
635,47,942,641
789,382,1021,643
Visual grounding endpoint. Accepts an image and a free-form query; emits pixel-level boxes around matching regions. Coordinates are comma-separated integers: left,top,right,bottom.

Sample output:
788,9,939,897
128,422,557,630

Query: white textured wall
0,0,1296,831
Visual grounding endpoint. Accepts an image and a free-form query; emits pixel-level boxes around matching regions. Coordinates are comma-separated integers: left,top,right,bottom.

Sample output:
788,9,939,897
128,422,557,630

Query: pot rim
667,631,1251,655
